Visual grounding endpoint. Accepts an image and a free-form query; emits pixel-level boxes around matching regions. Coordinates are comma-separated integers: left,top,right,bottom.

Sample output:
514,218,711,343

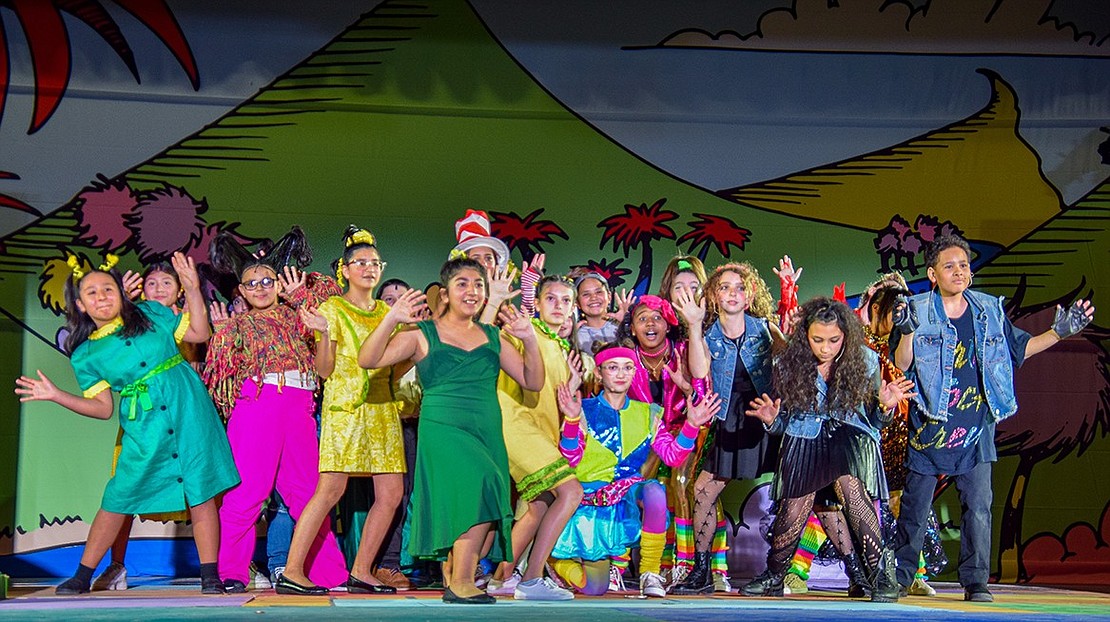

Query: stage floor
2,579,1109,621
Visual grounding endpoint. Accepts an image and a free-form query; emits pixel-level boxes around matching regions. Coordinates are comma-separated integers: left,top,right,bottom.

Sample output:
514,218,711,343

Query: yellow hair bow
346,228,375,247
449,248,468,261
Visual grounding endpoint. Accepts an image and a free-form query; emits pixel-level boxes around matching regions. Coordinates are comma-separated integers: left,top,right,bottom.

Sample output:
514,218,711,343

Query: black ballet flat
346,574,397,594
275,575,329,596
442,586,496,604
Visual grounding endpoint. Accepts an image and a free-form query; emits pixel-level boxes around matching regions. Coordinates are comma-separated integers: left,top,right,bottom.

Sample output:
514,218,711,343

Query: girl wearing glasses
548,344,721,597
204,227,349,594
284,226,404,595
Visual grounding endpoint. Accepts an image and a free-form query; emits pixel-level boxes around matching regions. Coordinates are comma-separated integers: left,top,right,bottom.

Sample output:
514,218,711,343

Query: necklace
637,343,671,380
531,318,570,352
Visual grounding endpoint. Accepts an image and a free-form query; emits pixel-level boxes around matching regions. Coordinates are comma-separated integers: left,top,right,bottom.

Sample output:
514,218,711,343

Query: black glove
1052,301,1092,339
891,295,918,335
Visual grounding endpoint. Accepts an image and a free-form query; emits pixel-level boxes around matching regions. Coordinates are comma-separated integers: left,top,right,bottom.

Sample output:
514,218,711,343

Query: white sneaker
474,572,493,589
608,565,628,593
640,571,666,598
714,572,733,593
486,570,522,596
514,577,575,601
667,566,688,589
92,562,127,591
909,577,937,596
248,563,273,590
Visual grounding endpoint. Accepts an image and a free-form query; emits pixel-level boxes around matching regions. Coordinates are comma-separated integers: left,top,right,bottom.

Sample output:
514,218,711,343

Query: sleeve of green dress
70,344,110,399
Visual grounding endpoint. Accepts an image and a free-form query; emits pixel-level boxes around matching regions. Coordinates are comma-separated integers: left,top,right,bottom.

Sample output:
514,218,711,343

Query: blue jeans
895,461,993,587
266,493,294,574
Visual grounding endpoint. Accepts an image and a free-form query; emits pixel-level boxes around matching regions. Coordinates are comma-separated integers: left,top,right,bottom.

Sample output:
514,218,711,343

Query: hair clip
67,255,86,282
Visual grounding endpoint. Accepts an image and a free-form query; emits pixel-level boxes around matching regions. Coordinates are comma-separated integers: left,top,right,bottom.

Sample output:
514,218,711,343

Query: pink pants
218,379,348,587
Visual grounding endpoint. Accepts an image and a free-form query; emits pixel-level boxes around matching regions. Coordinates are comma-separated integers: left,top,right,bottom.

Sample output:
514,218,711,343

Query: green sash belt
120,353,184,420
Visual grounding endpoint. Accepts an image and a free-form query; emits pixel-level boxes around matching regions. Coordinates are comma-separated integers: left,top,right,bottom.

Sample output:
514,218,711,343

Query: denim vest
905,289,1018,423
706,315,774,421
767,347,884,442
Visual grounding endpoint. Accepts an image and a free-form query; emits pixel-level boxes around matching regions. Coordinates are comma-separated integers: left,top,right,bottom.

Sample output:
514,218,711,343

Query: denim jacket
706,315,774,421
905,289,1023,423
767,347,885,441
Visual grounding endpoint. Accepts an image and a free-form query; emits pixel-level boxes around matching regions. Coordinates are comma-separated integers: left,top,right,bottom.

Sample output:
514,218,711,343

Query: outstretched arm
171,252,212,343
16,370,114,420
1024,299,1095,360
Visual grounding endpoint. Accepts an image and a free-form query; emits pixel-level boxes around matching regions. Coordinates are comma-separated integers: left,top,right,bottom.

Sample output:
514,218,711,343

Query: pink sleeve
559,419,586,467
651,420,700,467
520,267,540,317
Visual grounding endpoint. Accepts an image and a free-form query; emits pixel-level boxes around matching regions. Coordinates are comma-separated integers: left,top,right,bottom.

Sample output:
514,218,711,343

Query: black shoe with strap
670,552,715,595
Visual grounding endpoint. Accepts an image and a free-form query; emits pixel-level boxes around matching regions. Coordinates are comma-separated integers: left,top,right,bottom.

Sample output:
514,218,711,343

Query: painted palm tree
597,198,678,295
1,171,38,215
489,208,568,264
0,0,198,135
677,213,751,262
569,257,632,289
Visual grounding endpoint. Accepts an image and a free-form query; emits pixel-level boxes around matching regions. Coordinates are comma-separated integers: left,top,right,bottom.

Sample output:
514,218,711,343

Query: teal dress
70,301,239,515
408,320,513,562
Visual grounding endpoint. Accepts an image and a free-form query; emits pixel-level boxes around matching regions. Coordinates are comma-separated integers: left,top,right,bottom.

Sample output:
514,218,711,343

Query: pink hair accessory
594,347,637,367
635,295,678,326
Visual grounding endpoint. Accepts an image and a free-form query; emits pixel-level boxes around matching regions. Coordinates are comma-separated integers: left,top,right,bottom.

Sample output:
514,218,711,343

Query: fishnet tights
692,471,727,551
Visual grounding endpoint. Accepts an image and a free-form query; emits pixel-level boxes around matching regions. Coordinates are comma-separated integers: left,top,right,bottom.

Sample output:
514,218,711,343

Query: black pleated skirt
771,419,888,502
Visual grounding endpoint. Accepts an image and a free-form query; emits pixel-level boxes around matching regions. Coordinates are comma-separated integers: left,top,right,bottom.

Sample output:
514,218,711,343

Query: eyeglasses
348,259,387,270
601,363,636,375
241,277,276,291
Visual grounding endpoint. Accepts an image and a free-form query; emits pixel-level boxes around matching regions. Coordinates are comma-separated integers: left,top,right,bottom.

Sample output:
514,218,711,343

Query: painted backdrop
1,0,1107,584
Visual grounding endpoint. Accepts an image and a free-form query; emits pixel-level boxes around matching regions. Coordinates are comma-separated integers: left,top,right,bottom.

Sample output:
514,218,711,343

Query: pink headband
634,295,678,326
595,347,637,367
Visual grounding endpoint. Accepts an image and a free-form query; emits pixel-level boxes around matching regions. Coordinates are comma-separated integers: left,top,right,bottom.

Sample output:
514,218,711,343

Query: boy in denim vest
892,234,1093,602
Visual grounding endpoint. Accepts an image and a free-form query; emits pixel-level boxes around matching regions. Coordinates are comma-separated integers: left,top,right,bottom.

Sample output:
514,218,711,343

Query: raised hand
1052,299,1095,339
556,381,583,418
663,352,692,394
209,300,231,326
610,288,635,323
686,391,723,427
487,264,520,309
773,255,803,285
745,393,782,426
278,266,306,298
499,304,536,342
879,377,917,410
386,288,428,324
298,305,328,333
672,286,706,328
566,350,584,393
891,295,919,335
122,270,143,300
171,252,201,294
15,370,61,403
523,253,546,277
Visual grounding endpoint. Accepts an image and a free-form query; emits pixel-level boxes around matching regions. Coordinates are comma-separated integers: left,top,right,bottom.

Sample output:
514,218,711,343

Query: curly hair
774,297,875,416
704,262,776,326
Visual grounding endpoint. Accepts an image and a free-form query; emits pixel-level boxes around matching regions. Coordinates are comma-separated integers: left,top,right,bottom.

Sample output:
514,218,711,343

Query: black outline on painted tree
597,198,678,296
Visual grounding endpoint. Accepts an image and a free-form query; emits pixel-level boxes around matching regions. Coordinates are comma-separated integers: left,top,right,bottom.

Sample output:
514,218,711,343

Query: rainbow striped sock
710,513,729,575
788,514,827,579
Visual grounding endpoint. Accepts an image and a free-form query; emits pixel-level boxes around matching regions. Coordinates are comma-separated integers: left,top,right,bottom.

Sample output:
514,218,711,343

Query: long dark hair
141,261,182,307
209,226,312,280
64,270,153,354
774,297,874,415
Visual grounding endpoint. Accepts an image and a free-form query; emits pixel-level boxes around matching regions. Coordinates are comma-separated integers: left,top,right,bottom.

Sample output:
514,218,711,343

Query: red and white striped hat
453,209,509,269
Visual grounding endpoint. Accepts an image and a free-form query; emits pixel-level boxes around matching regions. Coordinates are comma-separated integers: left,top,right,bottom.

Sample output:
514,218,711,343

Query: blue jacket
706,314,774,421
768,348,886,441
904,289,1025,423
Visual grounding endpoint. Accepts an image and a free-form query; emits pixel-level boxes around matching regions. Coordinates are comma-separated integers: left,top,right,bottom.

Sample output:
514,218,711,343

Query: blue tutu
551,480,647,561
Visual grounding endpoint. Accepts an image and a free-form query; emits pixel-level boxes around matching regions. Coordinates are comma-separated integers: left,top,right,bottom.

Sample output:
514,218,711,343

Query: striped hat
452,209,509,269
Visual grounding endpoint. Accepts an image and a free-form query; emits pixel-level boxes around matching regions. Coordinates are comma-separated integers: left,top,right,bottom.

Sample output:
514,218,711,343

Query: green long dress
407,320,512,562
70,301,240,515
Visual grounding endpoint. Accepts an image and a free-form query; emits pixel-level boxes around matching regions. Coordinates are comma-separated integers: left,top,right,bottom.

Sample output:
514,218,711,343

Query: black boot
670,552,714,595
741,568,785,597
841,552,871,598
869,548,900,603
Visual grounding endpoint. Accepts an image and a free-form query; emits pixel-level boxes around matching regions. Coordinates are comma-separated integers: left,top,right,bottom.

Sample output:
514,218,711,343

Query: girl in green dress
358,256,545,604
16,253,240,595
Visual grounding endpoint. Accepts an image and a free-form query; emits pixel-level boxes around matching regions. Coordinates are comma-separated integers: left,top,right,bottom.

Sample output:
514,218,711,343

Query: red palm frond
677,213,751,258
597,198,678,256
569,257,632,289
1,0,198,134
0,170,40,214
490,208,568,257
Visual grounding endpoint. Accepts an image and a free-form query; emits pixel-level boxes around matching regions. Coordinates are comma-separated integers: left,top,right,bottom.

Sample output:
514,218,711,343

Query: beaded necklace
531,317,571,352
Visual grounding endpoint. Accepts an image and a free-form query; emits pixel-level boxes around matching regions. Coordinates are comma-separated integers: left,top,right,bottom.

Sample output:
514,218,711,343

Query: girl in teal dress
16,253,240,595
358,256,545,604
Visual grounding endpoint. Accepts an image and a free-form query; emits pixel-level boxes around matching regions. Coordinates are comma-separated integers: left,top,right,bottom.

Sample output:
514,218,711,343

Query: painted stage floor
2,579,1109,621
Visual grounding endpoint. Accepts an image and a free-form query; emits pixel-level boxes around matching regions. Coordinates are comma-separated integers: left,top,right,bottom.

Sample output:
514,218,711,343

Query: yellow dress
497,322,576,503
317,296,405,474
